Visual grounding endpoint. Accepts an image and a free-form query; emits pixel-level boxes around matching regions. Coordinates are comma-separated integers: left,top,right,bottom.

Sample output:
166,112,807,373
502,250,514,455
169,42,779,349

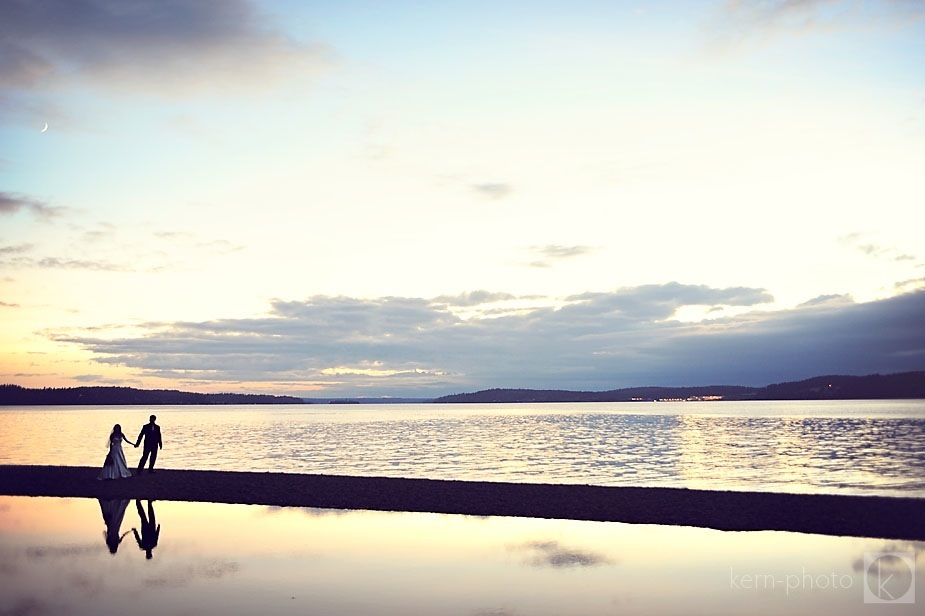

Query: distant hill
4,371,924,406
0,385,306,406
434,372,925,403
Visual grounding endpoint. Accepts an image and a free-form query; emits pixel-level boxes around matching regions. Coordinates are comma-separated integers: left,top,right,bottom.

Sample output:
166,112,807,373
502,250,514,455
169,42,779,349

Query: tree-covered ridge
434,372,925,403
3,371,924,405
0,385,306,405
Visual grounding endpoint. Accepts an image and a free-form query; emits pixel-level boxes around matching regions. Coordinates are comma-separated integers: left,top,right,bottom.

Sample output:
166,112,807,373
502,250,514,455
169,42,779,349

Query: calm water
1,495,922,616
1,400,924,497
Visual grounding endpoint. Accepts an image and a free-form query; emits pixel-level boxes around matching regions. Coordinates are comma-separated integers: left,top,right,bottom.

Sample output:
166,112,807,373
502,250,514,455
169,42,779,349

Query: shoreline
1,465,923,540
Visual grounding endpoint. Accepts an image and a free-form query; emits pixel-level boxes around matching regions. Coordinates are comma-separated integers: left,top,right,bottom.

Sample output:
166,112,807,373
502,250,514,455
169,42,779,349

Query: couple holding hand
98,415,162,480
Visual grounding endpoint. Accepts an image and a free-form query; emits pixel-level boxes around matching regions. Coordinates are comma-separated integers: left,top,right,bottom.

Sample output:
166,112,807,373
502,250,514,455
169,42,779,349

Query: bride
98,424,134,480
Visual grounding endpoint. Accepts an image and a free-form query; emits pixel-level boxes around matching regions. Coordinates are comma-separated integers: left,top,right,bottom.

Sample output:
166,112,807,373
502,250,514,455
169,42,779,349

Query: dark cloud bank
0,0,325,97
54,283,925,397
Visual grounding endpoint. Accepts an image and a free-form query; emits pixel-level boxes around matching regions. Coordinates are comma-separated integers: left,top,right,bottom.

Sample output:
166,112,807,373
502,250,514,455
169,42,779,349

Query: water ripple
1,401,923,496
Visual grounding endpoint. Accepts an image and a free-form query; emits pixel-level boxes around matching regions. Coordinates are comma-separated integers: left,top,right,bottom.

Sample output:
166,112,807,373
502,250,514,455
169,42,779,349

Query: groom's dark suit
136,419,162,473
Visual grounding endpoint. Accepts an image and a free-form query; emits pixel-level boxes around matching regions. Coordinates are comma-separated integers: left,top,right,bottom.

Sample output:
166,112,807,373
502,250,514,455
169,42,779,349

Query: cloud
0,227,243,273
26,544,100,559
78,223,117,244
471,182,513,200
705,0,925,53
3,240,105,273
0,0,329,96
45,283,925,396
143,560,240,588
38,257,127,272
433,291,519,307
509,540,614,568
153,230,245,255
851,543,925,572
0,192,68,220
797,293,852,308
73,374,112,383
0,243,33,255
567,282,774,320
528,244,596,268
0,251,141,272
840,233,918,263
533,245,595,260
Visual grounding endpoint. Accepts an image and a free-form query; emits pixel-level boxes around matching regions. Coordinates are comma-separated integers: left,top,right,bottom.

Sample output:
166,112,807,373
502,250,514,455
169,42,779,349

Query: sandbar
1,465,922,540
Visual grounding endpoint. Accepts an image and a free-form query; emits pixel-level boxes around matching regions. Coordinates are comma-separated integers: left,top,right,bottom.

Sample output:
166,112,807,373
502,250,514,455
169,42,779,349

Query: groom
135,415,163,474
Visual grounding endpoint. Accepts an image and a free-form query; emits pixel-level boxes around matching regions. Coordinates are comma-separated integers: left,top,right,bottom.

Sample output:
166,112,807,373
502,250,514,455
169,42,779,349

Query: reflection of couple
97,415,163,480
133,499,161,559
99,498,131,553
99,498,160,558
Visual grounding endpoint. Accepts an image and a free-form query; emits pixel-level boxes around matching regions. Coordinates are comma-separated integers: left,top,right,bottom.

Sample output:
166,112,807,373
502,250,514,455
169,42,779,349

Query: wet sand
1,465,922,540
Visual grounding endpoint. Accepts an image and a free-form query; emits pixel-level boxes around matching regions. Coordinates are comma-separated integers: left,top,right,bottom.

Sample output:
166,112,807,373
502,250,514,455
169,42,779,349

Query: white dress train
98,435,133,480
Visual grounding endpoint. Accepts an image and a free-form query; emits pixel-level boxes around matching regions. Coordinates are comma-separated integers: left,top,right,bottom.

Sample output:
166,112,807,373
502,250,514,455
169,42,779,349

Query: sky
1,0,924,398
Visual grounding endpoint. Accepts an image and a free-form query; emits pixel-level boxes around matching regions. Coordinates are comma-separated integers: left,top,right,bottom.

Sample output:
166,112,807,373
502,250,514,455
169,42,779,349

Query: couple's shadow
99,498,161,558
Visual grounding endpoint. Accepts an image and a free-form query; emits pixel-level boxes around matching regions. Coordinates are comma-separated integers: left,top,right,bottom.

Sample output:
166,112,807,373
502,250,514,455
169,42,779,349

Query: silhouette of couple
99,498,161,558
97,415,163,480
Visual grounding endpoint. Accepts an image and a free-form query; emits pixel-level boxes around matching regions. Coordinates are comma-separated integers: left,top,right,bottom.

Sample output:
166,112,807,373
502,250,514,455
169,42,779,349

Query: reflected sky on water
0,495,922,616
2,400,924,496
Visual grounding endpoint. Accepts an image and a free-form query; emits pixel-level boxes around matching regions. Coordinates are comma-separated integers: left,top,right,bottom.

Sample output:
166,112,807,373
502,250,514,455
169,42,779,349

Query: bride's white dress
98,436,133,480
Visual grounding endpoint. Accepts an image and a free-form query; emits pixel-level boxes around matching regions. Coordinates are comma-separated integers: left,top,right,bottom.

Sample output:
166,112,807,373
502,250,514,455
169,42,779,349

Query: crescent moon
41,122,48,133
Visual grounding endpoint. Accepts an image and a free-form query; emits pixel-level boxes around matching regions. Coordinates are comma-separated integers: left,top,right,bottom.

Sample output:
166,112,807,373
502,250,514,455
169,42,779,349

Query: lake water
2,402,924,614
1,495,922,616
1,400,924,497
